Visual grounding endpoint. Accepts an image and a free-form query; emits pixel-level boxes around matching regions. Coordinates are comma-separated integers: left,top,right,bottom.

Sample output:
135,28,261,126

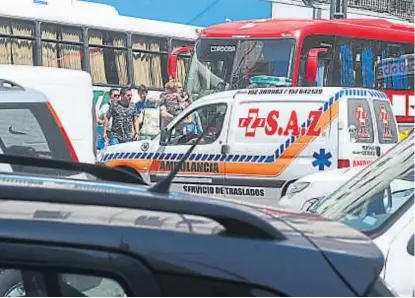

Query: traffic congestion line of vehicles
0,127,404,297
169,18,414,133
100,86,400,205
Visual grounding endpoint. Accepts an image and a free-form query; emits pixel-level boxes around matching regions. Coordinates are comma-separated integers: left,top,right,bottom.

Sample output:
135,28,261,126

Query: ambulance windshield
186,38,295,100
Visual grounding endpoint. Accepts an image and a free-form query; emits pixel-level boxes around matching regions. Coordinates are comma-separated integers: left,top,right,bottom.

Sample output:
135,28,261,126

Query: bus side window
375,41,414,91
298,35,335,87
335,37,376,89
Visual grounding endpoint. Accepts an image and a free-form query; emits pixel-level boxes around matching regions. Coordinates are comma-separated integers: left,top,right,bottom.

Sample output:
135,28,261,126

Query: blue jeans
96,126,106,150
109,136,132,145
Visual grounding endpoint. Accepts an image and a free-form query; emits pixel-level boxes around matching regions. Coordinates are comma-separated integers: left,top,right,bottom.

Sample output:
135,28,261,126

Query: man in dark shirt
103,88,140,145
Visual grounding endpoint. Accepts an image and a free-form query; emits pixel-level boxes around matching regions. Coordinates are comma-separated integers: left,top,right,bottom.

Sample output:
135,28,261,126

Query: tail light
338,159,350,168
46,102,79,163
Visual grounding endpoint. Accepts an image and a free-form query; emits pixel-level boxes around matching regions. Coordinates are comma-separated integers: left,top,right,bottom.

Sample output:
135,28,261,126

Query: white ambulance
100,87,399,205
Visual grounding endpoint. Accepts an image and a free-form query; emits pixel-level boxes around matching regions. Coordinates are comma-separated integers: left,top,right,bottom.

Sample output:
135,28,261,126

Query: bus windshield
186,38,296,100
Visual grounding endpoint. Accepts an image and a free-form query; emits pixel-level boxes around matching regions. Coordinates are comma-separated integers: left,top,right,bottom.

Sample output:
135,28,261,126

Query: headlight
286,182,310,197
301,197,323,213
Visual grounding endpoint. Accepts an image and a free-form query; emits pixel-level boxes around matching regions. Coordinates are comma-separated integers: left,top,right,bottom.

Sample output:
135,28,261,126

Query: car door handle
221,144,230,155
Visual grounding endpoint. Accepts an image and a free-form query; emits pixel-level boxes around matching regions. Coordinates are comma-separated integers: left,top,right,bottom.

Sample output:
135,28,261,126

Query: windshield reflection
186,38,295,100
311,132,414,234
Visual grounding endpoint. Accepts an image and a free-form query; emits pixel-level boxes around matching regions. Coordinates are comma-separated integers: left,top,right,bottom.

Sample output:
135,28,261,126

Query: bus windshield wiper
0,154,147,185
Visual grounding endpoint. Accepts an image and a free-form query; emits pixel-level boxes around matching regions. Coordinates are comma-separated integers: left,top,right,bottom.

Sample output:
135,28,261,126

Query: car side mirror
159,128,169,146
407,234,414,256
305,48,329,83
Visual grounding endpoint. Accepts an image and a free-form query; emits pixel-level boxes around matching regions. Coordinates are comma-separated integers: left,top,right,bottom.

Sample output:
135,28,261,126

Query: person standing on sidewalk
103,87,140,145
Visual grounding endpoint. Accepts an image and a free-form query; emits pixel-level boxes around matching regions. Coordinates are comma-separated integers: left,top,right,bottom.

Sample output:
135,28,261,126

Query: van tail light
46,102,79,163
338,159,350,168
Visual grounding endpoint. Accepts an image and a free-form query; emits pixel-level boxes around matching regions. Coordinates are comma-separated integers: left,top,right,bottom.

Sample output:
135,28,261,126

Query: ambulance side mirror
160,128,169,146
407,235,414,256
305,48,328,83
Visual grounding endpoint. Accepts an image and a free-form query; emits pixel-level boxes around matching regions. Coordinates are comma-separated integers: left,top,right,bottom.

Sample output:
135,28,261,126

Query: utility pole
330,0,349,19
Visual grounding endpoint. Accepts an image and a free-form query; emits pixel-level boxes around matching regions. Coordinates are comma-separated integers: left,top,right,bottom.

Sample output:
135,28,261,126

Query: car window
0,108,52,158
314,171,414,236
312,132,414,235
0,103,73,176
347,99,374,143
0,269,128,297
166,103,227,146
372,100,398,144
60,273,127,297
156,273,284,296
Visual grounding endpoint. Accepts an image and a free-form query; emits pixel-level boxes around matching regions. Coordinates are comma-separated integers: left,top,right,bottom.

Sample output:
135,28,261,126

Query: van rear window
0,102,73,176
347,99,374,143
372,100,398,144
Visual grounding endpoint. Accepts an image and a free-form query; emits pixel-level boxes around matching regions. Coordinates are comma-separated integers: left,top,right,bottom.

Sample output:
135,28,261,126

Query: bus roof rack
0,79,25,91
0,154,147,185
0,179,285,241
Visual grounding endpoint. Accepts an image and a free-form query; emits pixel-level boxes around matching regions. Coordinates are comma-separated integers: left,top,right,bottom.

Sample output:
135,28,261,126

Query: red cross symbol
379,104,391,127
238,108,266,137
354,104,368,127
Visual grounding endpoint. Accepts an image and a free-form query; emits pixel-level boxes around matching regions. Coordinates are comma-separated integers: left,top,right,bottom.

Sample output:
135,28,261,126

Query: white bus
0,0,202,111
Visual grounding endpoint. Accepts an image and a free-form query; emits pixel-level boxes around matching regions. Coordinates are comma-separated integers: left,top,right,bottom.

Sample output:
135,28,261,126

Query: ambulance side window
347,99,374,143
372,100,398,144
167,103,227,146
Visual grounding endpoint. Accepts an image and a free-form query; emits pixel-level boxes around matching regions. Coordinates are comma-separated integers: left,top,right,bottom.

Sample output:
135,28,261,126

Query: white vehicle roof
0,84,49,103
0,65,92,85
190,87,391,108
0,0,202,40
296,167,364,184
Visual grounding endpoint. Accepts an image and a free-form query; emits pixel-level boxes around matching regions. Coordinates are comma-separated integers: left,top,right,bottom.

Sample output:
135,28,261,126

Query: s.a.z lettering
238,108,322,137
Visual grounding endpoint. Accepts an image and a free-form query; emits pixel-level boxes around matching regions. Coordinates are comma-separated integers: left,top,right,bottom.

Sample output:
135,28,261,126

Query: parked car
277,166,363,212
0,79,80,177
308,131,415,297
0,154,396,296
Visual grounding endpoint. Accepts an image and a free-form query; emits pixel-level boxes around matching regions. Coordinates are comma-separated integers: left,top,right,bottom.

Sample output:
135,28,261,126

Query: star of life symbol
238,108,266,137
379,104,391,127
354,104,367,127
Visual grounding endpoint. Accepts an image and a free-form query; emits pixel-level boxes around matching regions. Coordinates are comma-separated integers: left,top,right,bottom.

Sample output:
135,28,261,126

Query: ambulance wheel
280,179,297,198
115,166,144,184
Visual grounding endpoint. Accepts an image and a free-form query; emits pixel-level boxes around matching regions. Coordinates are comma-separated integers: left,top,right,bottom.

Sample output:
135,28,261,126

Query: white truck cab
101,87,399,205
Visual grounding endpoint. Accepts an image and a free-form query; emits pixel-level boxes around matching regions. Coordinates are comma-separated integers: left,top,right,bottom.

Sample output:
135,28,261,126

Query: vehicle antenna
149,125,208,194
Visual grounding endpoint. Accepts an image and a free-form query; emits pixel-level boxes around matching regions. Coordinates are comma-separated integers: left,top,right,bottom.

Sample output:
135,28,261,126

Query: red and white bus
168,18,414,130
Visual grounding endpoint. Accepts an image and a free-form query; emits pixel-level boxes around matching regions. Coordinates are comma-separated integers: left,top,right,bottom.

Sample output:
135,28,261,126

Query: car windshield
311,131,414,235
185,38,296,100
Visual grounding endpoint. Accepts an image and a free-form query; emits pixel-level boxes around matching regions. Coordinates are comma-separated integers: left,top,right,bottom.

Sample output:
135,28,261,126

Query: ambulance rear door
223,88,336,205
341,96,381,167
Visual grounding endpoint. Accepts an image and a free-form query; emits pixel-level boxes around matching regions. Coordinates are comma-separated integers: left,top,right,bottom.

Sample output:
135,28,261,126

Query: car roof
0,80,49,104
0,168,388,296
0,65,92,85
